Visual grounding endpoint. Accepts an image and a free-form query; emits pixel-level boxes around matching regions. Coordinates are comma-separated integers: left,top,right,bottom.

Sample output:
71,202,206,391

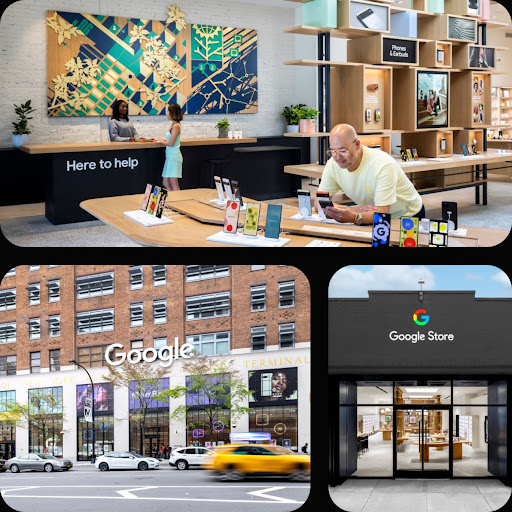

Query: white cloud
465,272,484,281
328,266,436,297
491,271,511,288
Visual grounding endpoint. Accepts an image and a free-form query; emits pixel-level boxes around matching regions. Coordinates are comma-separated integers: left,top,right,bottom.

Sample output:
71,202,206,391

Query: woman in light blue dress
154,103,183,191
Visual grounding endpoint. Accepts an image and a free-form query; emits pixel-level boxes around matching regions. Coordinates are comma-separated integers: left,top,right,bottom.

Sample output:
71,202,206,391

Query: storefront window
186,409,230,447
249,405,298,451
129,410,169,457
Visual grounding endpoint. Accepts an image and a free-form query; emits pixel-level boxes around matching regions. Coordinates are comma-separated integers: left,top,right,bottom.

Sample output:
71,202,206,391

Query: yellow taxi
209,444,310,481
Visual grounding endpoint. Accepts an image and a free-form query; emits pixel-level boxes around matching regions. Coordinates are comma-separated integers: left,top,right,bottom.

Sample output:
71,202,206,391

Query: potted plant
216,118,230,138
298,106,320,134
12,100,36,148
281,104,305,133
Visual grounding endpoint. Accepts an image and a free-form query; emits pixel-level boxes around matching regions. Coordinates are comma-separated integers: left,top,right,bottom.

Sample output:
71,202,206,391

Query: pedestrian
167,446,172,459
301,443,308,454
161,444,166,460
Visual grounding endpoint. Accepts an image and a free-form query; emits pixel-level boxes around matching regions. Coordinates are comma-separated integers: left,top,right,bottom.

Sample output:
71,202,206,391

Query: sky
328,265,512,298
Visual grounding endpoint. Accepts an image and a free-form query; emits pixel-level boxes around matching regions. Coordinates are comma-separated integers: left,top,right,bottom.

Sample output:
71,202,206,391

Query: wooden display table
382,429,393,441
80,189,508,247
413,440,470,461
284,148,512,206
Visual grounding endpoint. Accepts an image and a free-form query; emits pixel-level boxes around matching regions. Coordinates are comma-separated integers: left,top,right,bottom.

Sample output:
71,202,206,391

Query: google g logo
413,309,429,326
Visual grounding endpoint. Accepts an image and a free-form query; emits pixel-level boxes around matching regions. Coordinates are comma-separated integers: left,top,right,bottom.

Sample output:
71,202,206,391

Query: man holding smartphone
318,124,424,225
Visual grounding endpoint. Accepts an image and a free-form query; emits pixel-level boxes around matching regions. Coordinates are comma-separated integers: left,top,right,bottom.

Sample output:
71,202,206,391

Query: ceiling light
404,387,439,393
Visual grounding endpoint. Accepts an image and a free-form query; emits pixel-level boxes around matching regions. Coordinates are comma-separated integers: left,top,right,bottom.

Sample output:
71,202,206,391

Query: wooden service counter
20,136,307,224
80,188,508,247
285,149,512,206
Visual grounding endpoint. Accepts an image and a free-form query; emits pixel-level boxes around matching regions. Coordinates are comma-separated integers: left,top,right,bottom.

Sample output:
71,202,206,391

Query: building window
29,318,41,340
77,308,114,334
279,281,295,308
249,405,298,450
28,283,40,306
47,279,61,302
48,265,59,268
77,272,114,299
251,285,266,312
154,337,167,360
77,345,109,368
50,349,61,372
251,265,266,271
131,340,144,353
130,303,143,327
28,387,63,456
186,292,230,320
0,356,16,376
153,300,167,325
187,331,230,356
0,289,16,311
129,266,143,290
152,265,166,286
30,352,41,373
0,390,16,410
29,265,40,271
5,268,16,277
279,323,295,349
0,322,16,344
185,265,230,282
48,315,61,337
251,326,267,351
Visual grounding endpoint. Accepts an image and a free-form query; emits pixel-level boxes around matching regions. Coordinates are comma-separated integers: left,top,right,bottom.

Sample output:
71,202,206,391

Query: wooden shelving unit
401,130,454,157
348,34,420,66
419,40,452,68
489,86,512,138
417,14,477,43
452,44,496,70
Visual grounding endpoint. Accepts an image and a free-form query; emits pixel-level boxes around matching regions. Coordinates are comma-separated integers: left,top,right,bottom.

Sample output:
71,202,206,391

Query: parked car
95,452,160,471
210,444,310,481
7,453,73,473
168,447,217,470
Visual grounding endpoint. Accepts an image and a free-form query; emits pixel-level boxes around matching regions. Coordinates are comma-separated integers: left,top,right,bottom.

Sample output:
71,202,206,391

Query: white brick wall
0,0,308,146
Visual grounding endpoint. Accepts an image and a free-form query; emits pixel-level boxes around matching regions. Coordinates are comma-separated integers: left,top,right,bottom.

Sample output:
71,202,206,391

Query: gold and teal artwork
46,6,258,117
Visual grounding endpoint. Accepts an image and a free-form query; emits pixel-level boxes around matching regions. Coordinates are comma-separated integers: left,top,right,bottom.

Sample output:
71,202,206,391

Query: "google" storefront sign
105,337,195,368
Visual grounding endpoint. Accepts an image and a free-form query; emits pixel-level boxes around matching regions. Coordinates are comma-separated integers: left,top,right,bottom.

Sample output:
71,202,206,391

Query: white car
95,452,160,471
169,447,216,470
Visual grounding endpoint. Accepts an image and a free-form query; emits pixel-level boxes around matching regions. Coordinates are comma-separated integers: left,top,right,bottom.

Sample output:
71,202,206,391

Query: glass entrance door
395,405,452,477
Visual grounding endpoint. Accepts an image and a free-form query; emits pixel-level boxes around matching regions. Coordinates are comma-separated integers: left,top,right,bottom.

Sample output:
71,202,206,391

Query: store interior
1,0,511,246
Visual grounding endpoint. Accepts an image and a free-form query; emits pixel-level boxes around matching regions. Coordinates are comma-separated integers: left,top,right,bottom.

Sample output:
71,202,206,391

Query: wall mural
46,4,258,117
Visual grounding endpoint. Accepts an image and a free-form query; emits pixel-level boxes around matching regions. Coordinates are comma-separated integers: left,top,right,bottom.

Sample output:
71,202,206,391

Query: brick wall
0,0,299,146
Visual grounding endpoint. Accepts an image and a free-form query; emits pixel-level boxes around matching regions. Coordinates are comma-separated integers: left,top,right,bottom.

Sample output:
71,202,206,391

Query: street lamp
69,359,95,463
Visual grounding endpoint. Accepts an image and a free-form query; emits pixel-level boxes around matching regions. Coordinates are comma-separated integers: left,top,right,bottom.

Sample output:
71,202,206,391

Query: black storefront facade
328,291,512,486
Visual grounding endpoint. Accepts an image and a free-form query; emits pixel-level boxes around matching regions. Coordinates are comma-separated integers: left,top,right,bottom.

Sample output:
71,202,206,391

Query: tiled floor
329,478,512,512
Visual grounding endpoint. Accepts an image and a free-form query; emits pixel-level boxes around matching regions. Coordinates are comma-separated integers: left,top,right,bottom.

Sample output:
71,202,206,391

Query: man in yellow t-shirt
318,124,424,225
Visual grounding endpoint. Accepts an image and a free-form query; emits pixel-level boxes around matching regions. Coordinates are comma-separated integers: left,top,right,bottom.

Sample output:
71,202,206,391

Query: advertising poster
248,368,298,405
76,383,114,415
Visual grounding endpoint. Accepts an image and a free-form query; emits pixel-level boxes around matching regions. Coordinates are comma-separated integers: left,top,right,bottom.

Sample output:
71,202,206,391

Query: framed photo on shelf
417,70,449,129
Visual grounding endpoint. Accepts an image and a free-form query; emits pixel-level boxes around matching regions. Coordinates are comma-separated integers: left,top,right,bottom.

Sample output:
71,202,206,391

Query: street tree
154,356,253,444
102,359,169,456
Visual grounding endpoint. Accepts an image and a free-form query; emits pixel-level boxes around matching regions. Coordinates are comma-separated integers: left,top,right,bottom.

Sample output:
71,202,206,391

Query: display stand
401,130,453,157
289,212,348,225
453,129,484,152
417,14,477,43
124,210,174,226
206,231,291,247
450,70,492,127
418,40,452,68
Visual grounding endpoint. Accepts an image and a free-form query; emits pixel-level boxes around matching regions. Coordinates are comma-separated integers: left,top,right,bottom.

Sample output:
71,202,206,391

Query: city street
0,463,310,512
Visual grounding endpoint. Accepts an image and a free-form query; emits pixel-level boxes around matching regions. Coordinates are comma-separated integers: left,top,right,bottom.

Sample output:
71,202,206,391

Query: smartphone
472,144,477,155
400,149,407,162
214,176,225,201
141,184,153,211
223,200,240,234
442,201,458,230
316,191,330,219
399,217,419,247
412,149,419,161
462,144,469,156
222,178,234,201
365,108,372,122
467,144,473,155
243,202,261,236
429,219,449,246
318,198,334,219
406,149,413,161
265,203,282,239
440,137,446,151
261,373,273,396
375,108,381,122
297,189,312,217
356,8,384,30
372,212,391,247
230,179,244,207
154,188,168,218
147,186,160,215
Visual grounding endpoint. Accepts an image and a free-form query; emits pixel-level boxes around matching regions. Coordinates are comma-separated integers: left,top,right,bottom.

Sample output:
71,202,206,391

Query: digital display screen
248,368,298,405
76,383,113,415
129,378,169,410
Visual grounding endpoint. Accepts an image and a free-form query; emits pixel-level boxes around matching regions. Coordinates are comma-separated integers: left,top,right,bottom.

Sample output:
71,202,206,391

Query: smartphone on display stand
442,201,458,231
316,191,330,218
297,189,312,217
243,202,261,236
265,203,282,239
356,8,384,30
372,212,391,247
429,220,449,247
399,217,419,247
147,186,160,215
318,198,334,219
154,188,168,218
222,178,234,201
230,179,244,207
141,184,153,211
223,200,240,234
214,176,225,202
